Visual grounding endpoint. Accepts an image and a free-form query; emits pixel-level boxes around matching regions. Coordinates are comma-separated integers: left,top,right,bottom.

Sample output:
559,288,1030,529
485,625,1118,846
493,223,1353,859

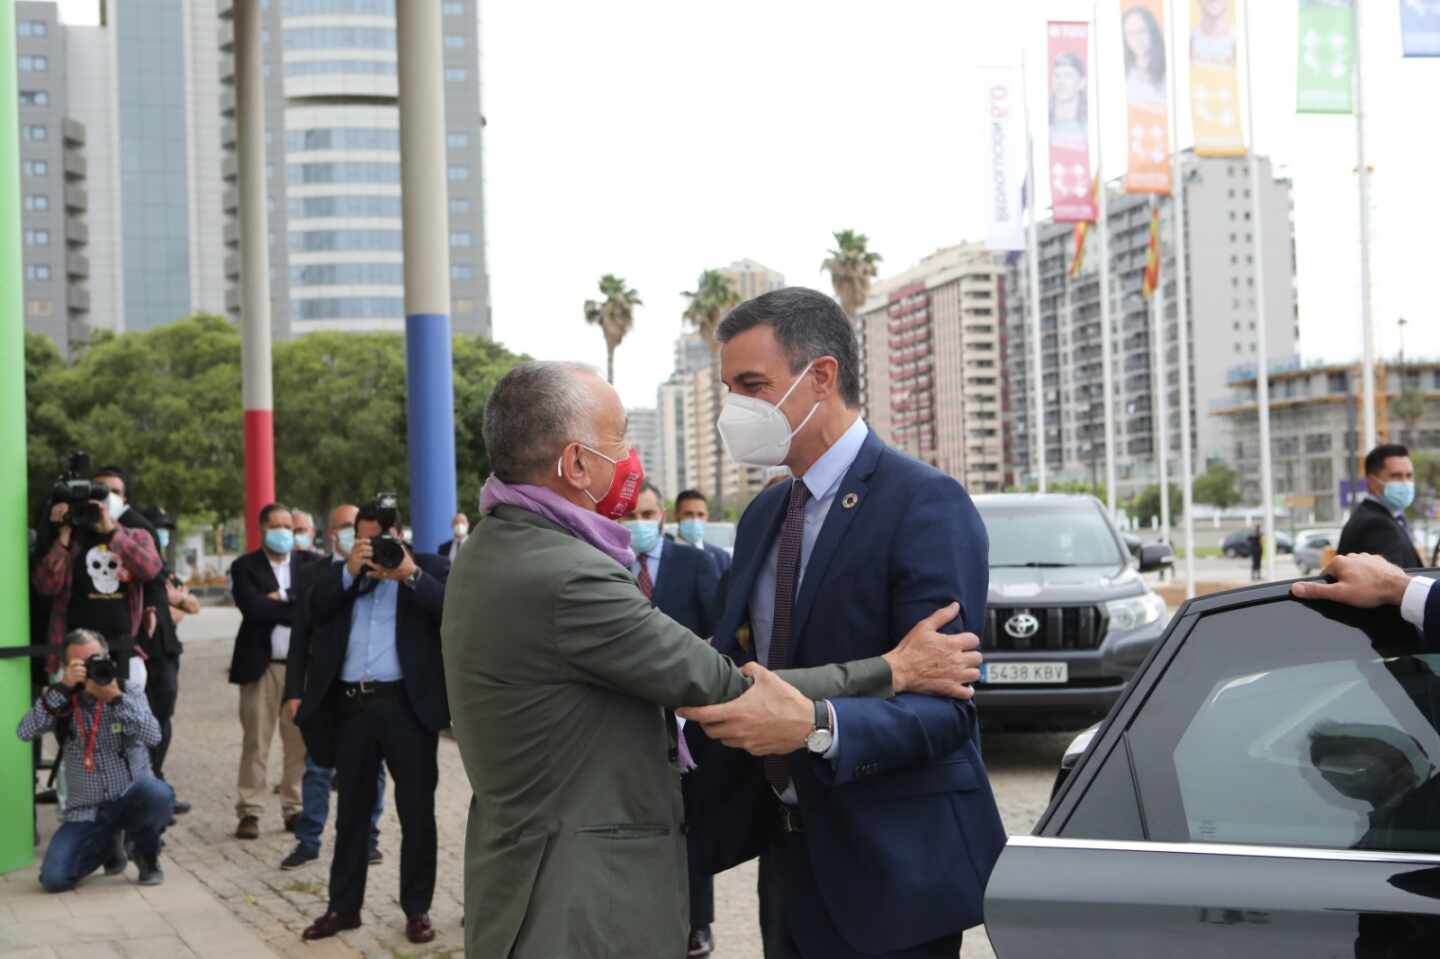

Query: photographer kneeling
17,630,174,891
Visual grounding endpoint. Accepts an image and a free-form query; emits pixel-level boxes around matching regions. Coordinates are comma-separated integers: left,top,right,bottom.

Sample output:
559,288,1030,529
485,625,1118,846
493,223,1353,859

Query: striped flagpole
236,0,275,551
1,0,37,872
397,0,458,552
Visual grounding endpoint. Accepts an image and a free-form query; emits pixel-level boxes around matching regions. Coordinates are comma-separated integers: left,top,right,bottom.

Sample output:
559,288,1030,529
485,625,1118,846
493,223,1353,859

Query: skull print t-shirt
66,530,133,641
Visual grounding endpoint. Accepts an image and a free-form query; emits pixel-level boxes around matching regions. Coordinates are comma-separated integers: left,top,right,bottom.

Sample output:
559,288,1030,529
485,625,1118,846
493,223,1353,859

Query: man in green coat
443,361,982,958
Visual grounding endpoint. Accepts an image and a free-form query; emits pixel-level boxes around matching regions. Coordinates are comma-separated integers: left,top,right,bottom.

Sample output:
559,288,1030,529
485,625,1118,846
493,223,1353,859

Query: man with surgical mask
438,511,470,558
292,511,324,563
623,482,724,956
674,489,731,579
281,504,387,874
680,287,1004,958
1338,443,1425,570
228,502,307,840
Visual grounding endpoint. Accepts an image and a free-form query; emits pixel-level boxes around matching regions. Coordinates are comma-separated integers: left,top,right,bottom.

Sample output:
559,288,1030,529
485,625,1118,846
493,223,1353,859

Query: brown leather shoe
235,816,259,840
302,911,361,941
283,812,300,833
405,913,436,944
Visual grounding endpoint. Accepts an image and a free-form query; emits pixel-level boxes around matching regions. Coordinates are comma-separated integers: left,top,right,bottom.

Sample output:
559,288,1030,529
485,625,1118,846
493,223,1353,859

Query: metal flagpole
1242,0,1277,580
1093,0,1118,517
236,0,275,552
1152,215,1171,544
0,0,36,874
1354,0,1377,454
1167,0,1197,598
1022,47,1048,492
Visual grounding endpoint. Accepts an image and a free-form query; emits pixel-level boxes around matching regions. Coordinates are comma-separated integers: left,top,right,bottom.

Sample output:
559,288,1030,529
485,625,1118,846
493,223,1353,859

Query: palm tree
682,270,741,510
583,274,642,384
821,229,883,316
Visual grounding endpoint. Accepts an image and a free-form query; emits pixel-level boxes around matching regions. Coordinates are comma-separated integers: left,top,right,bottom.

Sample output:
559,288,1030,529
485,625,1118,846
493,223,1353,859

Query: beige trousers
236,662,305,819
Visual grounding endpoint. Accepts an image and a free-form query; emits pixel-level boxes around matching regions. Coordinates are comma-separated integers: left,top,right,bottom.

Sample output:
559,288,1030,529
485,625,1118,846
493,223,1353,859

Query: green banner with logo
1297,0,1356,114
1,0,37,874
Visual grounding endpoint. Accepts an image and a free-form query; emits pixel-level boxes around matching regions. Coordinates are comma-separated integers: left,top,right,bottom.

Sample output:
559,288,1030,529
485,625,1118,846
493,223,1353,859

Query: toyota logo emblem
1004,611,1040,640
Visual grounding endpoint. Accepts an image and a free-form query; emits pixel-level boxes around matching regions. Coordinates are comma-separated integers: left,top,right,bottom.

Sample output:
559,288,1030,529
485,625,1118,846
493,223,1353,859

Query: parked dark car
984,575,1440,956
971,495,1171,731
1222,528,1294,557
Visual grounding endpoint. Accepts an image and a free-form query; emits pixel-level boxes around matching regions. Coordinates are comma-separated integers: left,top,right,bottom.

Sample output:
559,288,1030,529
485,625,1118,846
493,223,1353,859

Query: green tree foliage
25,316,526,530
1130,483,1185,525
1393,387,1427,438
1192,461,1242,508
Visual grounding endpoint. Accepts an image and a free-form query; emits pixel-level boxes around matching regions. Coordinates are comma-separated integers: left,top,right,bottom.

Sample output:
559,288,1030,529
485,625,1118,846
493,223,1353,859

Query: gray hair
484,361,600,483
63,629,108,658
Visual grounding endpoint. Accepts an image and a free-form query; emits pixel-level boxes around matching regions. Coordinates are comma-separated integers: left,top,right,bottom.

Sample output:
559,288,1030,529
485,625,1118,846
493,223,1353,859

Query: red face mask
570,444,645,520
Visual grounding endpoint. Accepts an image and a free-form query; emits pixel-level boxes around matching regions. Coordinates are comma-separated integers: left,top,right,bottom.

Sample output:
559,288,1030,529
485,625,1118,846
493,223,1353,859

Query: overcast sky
57,1,1440,409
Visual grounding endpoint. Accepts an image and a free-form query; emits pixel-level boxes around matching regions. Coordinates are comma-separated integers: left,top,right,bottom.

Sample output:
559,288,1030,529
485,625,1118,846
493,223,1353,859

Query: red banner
1047,21,1097,222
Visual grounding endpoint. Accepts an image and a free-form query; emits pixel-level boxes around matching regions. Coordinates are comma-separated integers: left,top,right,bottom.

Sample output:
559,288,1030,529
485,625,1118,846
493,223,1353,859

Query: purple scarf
480,475,635,568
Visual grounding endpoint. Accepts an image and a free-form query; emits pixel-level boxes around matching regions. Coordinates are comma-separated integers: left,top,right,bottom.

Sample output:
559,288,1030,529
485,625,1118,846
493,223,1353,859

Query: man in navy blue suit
680,288,1006,959
674,489,733,579
623,482,724,957
1292,551,1440,647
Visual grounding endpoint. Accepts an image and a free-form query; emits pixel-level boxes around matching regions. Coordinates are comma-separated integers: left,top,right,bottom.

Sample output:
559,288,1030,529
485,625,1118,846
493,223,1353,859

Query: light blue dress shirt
747,416,868,790
340,567,404,683
628,535,665,594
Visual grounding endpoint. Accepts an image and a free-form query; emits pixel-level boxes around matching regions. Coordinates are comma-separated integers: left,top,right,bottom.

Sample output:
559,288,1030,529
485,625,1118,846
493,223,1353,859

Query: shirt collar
641,535,664,562
798,417,869,502
1361,492,1404,519
269,554,291,569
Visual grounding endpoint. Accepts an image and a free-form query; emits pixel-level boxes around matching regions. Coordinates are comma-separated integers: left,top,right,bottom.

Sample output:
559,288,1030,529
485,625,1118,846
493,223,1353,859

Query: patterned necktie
764,478,811,792
637,555,654,600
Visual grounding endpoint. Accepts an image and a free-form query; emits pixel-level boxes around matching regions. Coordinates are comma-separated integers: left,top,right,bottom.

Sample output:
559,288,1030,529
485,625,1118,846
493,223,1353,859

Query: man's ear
810,356,840,400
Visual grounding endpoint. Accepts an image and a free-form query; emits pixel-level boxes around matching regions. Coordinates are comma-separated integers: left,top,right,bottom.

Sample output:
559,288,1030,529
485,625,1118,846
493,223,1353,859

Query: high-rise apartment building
1003,152,1298,498
219,0,490,340
625,406,660,488
720,257,785,302
857,244,1006,493
16,2,90,355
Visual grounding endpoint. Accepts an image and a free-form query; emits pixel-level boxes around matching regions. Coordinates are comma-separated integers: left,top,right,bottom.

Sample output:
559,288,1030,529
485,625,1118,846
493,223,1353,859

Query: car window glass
1129,600,1440,854
1059,734,1147,840
979,506,1124,567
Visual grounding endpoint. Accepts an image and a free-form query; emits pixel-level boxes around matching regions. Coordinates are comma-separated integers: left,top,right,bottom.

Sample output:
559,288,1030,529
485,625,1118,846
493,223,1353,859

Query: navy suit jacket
702,542,732,578
647,539,721,638
687,430,1006,954
1427,581,1440,650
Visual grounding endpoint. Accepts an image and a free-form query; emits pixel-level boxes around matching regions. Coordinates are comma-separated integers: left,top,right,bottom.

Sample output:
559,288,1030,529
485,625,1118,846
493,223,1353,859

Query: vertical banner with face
1297,1,1355,113
1190,0,1246,155
1047,21,1097,222
1120,0,1173,192
1400,0,1440,57
980,65,1026,251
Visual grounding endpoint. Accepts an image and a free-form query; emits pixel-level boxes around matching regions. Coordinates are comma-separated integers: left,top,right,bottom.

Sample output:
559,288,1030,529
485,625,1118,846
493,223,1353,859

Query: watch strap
813,699,830,733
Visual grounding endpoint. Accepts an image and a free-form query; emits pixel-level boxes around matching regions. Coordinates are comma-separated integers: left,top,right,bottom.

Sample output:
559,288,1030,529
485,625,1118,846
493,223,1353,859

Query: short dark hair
94,464,128,490
639,481,663,504
716,287,862,408
675,489,707,509
355,501,400,532
258,502,290,528
1365,443,1410,477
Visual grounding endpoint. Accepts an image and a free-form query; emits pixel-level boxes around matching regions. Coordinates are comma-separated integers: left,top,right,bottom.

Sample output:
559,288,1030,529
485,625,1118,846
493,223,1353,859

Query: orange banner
1120,0,1172,193
1189,0,1246,156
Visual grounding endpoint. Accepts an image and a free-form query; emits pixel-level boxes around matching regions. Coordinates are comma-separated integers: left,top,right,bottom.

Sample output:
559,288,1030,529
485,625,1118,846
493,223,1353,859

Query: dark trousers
682,774,714,928
327,689,438,918
39,777,174,892
145,653,180,778
758,829,962,959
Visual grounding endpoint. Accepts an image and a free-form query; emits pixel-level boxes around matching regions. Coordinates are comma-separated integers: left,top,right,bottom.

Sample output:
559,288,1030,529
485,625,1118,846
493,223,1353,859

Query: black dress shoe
302,911,362,940
405,913,435,944
688,926,714,957
367,846,383,865
280,844,320,870
283,813,300,833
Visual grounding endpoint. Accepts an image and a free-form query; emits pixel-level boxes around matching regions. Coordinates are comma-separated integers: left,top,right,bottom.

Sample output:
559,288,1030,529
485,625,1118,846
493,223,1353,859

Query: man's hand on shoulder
1291,552,1411,609
677,663,814,756
884,602,982,700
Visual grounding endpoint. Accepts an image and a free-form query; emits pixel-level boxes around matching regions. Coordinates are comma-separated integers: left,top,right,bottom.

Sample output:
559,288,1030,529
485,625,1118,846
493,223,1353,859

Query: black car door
986,584,1440,958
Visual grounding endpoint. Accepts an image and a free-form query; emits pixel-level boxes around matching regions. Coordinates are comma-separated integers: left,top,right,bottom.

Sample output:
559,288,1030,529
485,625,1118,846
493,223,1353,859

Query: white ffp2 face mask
716,362,820,467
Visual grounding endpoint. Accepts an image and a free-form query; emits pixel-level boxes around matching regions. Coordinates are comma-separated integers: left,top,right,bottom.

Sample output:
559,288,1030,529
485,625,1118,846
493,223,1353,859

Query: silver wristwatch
805,700,833,754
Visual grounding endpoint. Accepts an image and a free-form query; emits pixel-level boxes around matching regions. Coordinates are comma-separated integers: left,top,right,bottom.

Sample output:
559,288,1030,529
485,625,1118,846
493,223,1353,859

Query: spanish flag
1068,176,1100,277
1141,204,1161,299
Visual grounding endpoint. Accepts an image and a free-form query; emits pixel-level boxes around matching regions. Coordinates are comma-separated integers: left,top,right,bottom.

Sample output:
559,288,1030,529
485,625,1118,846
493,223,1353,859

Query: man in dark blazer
295,499,449,946
229,502,307,840
675,489,732,579
1338,443,1424,569
437,511,469,558
623,482,723,957
680,289,1006,958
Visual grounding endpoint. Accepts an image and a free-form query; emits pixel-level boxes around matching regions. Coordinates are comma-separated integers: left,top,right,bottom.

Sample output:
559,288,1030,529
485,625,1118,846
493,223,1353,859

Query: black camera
85,654,117,686
51,450,107,532
366,493,407,570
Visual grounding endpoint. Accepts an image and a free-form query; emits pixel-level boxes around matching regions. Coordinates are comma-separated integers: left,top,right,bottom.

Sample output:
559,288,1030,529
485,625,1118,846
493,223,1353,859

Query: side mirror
1051,723,1102,799
1139,543,1173,573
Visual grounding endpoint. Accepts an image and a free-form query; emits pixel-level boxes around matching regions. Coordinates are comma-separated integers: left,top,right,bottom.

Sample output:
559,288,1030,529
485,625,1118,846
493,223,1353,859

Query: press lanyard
72,695,105,773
